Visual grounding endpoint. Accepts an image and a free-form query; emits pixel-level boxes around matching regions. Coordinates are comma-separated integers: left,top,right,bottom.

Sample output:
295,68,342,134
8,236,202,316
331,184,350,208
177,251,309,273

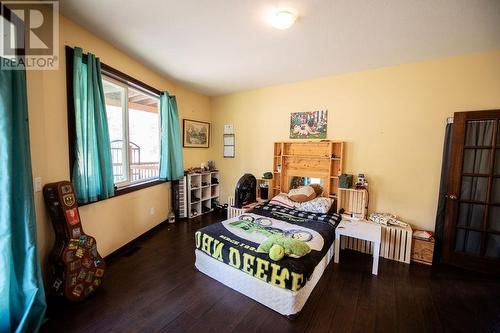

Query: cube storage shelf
187,171,220,218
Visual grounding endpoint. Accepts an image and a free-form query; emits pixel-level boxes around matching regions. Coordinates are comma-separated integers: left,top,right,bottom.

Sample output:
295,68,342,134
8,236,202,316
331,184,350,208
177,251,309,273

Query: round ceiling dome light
271,10,297,30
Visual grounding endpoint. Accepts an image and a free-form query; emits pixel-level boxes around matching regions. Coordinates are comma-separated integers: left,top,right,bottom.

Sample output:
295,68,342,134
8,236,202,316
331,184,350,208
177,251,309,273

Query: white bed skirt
194,242,335,316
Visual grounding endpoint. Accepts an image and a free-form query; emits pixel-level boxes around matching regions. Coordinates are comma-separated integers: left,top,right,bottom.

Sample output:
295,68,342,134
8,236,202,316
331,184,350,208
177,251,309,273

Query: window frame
0,3,26,57
65,46,166,203
102,74,161,188
102,75,129,186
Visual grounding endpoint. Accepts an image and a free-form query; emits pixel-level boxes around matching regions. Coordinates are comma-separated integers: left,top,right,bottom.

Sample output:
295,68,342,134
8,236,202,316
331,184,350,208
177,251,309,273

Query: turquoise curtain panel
72,47,115,203
159,92,184,180
0,60,46,332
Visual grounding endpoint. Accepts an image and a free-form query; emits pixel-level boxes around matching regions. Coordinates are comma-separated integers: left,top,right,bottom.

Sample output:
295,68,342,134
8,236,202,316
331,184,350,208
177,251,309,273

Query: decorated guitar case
43,181,106,301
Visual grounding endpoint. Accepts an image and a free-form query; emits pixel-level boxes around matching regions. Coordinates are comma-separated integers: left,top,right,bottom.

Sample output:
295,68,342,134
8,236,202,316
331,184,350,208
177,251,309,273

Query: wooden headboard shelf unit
272,140,344,199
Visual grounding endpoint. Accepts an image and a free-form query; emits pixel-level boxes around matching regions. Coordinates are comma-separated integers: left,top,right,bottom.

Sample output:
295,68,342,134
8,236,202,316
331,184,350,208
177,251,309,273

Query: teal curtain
159,92,184,180
0,60,46,332
72,47,114,203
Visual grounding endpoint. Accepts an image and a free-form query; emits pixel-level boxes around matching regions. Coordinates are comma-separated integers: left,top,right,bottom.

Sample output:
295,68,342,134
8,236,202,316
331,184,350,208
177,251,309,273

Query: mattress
195,241,335,316
195,203,340,291
194,202,341,316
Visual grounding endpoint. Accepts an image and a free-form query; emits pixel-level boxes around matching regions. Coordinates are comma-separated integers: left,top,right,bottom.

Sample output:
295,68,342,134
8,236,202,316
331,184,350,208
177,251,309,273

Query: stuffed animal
257,234,311,261
269,244,285,261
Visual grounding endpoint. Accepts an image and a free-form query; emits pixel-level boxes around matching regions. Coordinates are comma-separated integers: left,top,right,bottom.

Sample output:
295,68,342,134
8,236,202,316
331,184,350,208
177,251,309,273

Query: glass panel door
445,113,500,271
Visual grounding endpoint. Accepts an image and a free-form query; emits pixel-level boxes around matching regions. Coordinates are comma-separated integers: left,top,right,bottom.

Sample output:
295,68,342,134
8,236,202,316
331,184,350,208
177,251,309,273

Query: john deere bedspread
195,203,341,292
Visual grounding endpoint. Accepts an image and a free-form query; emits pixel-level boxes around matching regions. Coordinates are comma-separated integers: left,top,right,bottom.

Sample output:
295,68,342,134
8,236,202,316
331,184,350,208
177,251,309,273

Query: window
0,15,18,61
102,75,160,187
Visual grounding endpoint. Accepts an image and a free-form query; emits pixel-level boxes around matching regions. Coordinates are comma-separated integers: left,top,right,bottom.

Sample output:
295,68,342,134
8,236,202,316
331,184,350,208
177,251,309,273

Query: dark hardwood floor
41,212,500,333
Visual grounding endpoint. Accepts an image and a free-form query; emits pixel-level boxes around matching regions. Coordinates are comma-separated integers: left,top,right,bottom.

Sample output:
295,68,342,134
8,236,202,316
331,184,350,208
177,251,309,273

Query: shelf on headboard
271,141,344,200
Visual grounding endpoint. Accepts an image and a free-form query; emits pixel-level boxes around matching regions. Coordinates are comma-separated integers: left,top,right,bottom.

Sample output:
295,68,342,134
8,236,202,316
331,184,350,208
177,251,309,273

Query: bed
194,202,341,317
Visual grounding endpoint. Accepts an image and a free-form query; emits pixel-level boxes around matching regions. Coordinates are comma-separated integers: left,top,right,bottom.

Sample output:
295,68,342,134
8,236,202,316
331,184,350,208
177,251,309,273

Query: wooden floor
41,212,500,333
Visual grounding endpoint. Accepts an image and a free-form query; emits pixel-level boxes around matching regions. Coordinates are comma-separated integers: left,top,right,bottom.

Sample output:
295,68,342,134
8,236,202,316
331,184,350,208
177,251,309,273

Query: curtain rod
65,45,169,98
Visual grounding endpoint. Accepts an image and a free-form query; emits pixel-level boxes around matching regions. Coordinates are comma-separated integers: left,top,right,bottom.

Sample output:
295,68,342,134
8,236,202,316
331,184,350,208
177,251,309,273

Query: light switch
224,124,234,134
34,177,42,192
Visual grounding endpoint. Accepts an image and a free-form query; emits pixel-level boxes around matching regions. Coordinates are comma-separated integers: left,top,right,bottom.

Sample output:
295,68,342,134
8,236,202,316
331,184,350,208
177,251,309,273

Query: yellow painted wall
211,51,500,231
27,15,212,272
25,13,500,274
176,85,213,166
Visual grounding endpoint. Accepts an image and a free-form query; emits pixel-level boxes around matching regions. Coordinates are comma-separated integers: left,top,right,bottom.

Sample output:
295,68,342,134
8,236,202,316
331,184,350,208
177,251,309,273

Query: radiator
227,196,244,219
173,176,187,218
340,224,413,264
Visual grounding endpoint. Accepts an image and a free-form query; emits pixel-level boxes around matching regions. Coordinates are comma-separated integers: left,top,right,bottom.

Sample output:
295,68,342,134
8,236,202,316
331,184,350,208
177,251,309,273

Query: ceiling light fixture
270,10,297,30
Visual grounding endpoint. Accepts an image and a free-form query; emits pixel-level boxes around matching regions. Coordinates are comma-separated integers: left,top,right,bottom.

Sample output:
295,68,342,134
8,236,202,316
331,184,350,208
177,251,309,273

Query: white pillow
270,194,334,214
269,193,297,208
296,196,334,214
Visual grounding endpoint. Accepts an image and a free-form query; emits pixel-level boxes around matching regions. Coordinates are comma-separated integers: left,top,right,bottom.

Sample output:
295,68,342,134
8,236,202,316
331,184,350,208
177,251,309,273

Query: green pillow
257,234,311,260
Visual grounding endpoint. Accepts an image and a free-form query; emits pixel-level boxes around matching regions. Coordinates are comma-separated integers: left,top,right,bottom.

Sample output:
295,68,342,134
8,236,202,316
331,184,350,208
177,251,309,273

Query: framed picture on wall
183,119,210,148
289,110,328,139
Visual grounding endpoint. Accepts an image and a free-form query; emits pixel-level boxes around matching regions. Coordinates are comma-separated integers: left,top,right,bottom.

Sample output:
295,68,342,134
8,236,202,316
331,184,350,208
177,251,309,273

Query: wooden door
443,110,500,273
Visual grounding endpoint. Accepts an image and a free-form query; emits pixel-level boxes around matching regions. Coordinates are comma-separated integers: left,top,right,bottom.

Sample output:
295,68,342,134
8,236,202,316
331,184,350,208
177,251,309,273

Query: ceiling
60,0,500,96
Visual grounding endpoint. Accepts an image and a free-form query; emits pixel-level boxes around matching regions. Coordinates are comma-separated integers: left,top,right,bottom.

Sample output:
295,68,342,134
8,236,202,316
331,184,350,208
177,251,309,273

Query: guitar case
43,181,106,301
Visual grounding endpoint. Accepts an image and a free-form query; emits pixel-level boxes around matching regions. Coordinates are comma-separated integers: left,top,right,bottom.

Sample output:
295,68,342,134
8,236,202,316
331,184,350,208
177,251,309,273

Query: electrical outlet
34,177,42,192
149,207,155,216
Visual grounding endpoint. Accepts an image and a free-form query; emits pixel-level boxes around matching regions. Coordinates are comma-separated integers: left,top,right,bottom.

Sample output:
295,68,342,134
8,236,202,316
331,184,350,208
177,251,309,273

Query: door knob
447,194,457,200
